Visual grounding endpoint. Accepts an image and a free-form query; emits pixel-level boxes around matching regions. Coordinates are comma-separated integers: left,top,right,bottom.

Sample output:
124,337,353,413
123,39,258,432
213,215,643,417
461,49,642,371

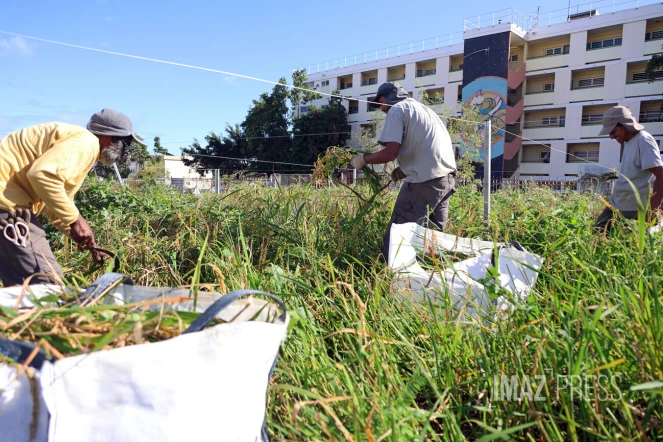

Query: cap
598,106,644,136
86,109,147,147
370,82,401,103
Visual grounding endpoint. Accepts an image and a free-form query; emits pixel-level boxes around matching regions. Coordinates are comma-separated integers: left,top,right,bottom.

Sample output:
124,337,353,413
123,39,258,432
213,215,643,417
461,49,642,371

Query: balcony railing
525,90,554,95
527,52,568,60
302,32,463,74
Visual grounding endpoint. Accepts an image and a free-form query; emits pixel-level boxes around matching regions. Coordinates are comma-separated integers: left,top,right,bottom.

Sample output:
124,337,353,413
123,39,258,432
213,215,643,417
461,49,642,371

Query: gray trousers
380,173,456,260
0,210,63,287
594,206,639,234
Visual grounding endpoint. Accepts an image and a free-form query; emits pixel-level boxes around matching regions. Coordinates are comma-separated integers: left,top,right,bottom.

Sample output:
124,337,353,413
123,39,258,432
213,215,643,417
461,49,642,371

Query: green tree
153,136,171,156
181,124,249,173
241,78,292,170
290,68,322,119
290,91,351,166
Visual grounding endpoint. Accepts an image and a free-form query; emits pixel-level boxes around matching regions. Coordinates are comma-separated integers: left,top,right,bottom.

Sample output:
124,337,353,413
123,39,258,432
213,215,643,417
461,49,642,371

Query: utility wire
0,29,483,126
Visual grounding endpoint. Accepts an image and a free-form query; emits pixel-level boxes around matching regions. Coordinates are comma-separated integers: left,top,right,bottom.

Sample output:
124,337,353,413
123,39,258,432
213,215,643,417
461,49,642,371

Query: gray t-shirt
610,130,663,211
377,98,456,183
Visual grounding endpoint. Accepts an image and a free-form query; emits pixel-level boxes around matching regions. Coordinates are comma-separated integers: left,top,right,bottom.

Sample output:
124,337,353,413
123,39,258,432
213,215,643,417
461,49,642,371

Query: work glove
350,154,366,169
391,167,407,182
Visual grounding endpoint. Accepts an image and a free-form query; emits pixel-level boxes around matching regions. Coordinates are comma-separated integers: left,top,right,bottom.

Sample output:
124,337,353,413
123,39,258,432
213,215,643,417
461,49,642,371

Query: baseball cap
598,106,644,136
86,109,147,147
370,82,402,103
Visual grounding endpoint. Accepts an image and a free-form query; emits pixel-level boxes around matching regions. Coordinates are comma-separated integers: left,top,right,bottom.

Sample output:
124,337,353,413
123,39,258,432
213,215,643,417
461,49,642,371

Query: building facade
299,1,663,180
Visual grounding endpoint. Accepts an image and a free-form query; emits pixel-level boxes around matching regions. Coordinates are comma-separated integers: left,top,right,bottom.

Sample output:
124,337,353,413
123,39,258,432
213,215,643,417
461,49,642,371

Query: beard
99,140,125,166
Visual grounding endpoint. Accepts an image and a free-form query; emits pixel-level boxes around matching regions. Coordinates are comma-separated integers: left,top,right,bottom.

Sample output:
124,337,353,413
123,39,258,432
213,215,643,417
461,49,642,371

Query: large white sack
40,318,286,442
0,364,49,442
0,284,288,442
388,223,544,317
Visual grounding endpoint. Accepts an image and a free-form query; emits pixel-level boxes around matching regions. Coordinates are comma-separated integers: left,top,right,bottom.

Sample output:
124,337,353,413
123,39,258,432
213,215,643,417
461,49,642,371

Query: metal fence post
214,169,220,193
353,168,357,185
483,121,492,222
112,163,124,186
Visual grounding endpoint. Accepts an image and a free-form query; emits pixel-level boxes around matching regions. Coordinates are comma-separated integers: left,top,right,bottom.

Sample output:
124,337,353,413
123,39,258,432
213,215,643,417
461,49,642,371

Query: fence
116,173,614,197
457,177,615,196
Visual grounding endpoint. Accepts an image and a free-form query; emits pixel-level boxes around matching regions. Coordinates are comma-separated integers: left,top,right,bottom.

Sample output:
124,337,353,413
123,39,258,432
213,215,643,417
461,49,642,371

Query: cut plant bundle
312,146,387,195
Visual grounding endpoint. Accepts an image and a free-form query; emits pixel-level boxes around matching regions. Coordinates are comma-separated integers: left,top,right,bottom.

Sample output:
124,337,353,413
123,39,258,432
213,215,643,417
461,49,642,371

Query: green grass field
5,180,663,440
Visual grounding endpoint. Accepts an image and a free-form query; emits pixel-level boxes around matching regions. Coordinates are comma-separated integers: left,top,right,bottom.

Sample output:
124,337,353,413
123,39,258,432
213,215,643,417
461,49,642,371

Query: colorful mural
461,31,511,180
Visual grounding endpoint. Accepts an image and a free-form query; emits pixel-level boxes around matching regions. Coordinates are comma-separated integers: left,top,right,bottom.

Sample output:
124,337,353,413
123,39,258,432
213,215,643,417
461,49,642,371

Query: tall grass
47,181,663,440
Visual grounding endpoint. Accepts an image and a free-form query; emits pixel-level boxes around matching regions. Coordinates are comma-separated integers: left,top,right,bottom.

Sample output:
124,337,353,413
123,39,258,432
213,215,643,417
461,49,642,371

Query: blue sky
1,0,570,153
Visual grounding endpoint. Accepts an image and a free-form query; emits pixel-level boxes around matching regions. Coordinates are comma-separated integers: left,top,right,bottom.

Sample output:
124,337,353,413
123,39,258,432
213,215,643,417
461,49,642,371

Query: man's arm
27,133,98,236
649,166,663,212
364,142,401,164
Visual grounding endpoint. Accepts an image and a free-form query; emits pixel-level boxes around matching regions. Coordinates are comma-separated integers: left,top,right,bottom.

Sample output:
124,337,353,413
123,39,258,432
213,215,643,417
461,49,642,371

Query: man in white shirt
594,106,663,232
350,82,457,260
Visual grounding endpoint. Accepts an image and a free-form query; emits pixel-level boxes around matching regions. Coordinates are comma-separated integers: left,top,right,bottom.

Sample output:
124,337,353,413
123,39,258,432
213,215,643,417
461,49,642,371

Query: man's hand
350,154,366,169
391,167,407,182
70,215,103,264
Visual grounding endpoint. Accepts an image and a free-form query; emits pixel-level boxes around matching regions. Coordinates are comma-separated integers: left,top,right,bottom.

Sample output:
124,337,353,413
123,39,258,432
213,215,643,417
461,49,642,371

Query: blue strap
0,339,51,369
79,273,134,305
183,290,286,334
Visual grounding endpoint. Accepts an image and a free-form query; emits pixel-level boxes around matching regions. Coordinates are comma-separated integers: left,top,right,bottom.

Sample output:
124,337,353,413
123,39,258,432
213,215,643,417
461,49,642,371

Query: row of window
586,37,622,50
524,150,599,162
416,68,436,77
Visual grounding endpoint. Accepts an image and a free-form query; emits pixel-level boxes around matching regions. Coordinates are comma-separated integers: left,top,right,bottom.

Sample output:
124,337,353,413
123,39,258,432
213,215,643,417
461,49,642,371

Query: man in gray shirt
350,82,457,260
594,105,663,232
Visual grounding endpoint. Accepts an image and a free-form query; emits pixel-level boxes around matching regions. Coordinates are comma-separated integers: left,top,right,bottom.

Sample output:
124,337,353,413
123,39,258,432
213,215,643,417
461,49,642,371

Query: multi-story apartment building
298,1,663,180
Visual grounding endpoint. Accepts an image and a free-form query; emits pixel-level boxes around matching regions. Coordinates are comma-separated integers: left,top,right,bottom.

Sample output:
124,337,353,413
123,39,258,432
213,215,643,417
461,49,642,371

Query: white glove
350,154,366,169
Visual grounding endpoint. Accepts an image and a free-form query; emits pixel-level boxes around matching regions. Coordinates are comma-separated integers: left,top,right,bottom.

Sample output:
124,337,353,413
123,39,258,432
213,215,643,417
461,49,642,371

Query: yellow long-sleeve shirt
0,123,100,237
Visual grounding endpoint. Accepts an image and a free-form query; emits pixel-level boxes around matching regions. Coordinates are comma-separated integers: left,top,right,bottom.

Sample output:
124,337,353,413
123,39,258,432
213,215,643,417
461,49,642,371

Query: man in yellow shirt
0,109,145,286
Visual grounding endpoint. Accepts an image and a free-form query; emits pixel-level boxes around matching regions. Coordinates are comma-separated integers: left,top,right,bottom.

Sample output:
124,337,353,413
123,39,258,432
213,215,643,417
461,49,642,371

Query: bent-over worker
350,82,457,260
594,105,663,232
0,109,146,286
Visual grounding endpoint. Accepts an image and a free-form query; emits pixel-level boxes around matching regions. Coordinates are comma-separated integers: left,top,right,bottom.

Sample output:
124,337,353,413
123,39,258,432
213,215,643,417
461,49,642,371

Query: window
308,81,315,88
416,68,436,77
510,54,519,62
300,106,310,113
559,116,566,127
564,45,570,54
508,88,517,95
348,105,359,114
581,114,603,124
586,37,622,50
645,30,663,41
546,47,562,56
340,82,353,89
368,102,380,112
542,117,558,125
577,77,604,88
571,150,599,159
540,152,551,162
361,77,377,86
632,71,663,82
544,83,555,91
321,80,329,86
640,110,663,122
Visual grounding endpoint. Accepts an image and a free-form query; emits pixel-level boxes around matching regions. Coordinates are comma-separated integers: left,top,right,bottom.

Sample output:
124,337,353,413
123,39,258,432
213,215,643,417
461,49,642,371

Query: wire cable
0,29,483,126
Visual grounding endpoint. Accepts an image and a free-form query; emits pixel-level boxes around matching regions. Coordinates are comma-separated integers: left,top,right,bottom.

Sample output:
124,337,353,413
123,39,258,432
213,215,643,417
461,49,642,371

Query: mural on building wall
461,31,511,180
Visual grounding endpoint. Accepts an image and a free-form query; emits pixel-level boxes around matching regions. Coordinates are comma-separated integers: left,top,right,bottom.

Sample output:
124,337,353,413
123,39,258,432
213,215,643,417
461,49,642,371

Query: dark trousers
593,206,639,234
0,209,63,287
380,173,456,260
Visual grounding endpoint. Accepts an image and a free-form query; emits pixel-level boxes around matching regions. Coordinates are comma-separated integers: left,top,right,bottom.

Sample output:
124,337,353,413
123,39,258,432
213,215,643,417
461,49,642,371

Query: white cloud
0,36,36,57
223,76,238,84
